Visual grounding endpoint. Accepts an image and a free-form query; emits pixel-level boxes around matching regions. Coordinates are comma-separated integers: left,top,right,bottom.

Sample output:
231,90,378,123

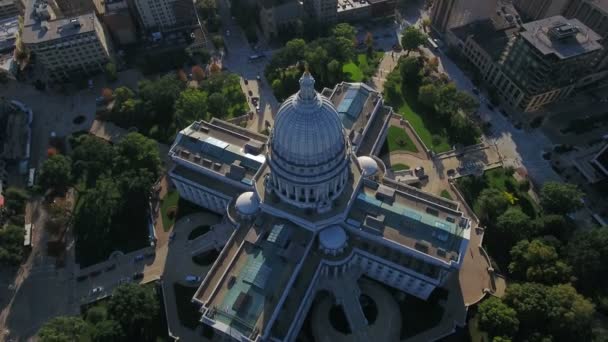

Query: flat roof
170,119,267,186
520,16,602,59
337,0,369,12
22,12,97,44
0,16,19,52
199,215,313,340
346,181,469,264
450,18,520,61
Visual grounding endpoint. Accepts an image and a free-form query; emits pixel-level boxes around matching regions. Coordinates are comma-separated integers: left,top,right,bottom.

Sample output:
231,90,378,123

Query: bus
248,54,265,62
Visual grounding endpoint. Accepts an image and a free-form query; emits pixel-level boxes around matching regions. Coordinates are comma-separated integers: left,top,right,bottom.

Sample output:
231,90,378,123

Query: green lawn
392,163,410,171
160,191,179,231
172,283,201,330
343,62,363,82
396,91,452,153
440,189,453,200
386,126,419,153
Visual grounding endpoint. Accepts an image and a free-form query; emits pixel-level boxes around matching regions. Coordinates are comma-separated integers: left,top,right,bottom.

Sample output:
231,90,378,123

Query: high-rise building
133,0,195,32
430,0,497,33
0,0,21,19
564,0,608,37
21,0,112,82
513,0,571,20
306,0,337,23
168,73,474,341
450,16,603,111
258,0,302,39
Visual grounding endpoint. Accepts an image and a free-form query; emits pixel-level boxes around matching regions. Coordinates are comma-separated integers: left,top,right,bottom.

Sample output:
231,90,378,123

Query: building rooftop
0,16,18,52
21,11,97,44
450,17,520,60
520,16,603,59
337,0,369,12
198,215,313,341
170,119,267,187
346,180,469,265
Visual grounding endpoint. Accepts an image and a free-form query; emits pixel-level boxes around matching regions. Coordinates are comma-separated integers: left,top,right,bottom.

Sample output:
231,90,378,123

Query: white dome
270,72,346,167
235,192,259,215
357,156,379,177
266,72,351,210
319,225,348,252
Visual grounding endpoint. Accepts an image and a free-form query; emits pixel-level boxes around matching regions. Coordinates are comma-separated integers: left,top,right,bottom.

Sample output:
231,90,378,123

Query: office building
52,0,94,16
21,0,112,82
306,0,338,23
258,0,302,39
133,0,195,32
513,0,570,21
450,16,603,112
0,0,21,19
168,72,472,341
0,16,18,52
94,0,137,45
430,0,497,33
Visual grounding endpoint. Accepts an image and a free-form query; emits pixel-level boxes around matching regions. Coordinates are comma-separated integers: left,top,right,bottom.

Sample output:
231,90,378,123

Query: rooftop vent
70,18,81,28
414,240,431,253
549,23,579,40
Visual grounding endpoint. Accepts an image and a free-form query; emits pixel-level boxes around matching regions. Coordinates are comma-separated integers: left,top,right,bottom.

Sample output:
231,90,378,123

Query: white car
90,286,104,296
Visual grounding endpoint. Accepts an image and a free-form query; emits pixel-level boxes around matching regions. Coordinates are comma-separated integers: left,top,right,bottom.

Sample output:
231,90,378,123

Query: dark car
446,169,456,177
134,254,145,262
105,264,116,272
76,275,88,282
244,79,248,85
248,90,253,96
132,272,144,280
90,270,102,277
486,103,495,111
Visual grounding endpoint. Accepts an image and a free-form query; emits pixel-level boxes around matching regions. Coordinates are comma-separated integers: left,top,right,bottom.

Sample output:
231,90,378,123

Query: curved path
311,279,401,342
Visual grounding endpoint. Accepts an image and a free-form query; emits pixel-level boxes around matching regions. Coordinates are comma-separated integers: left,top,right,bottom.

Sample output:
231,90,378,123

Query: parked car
118,277,131,284
185,275,201,283
132,272,144,280
446,169,456,177
105,264,116,272
244,79,248,85
90,286,104,296
169,231,176,243
472,88,480,95
90,270,102,277
248,90,253,96
76,275,88,282
134,254,145,262
95,96,106,105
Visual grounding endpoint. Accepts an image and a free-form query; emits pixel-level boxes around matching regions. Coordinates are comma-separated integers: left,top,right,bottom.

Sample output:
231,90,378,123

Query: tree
209,62,221,74
112,86,134,112
421,18,431,32
477,188,509,223
478,297,519,338
504,282,595,339
174,88,208,123
38,316,89,342
3,187,28,215
138,74,184,125
0,225,24,265
327,59,342,85
333,36,355,62
509,239,572,284
566,228,608,293
105,62,117,82
531,214,574,241
192,65,206,81
364,32,374,56
540,182,584,215
496,207,530,237
38,154,72,192
101,88,113,102
107,284,159,339
400,26,426,55
114,133,161,179
195,0,217,19
332,23,357,41
91,320,125,342
71,135,115,186
207,92,226,117
177,69,188,82
399,56,423,89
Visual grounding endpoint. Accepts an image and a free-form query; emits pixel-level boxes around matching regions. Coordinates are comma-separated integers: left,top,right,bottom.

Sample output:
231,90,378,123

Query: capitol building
168,72,472,341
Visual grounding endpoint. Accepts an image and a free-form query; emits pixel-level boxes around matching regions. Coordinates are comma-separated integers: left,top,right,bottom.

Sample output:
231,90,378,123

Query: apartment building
133,0,195,32
21,0,112,82
430,0,497,33
0,0,21,19
306,0,337,23
451,16,603,112
513,0,571,21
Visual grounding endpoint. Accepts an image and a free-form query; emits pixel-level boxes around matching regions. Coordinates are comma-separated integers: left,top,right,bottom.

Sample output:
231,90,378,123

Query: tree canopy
107,283,160,339
400,26,427,54
539,182,584,215
478,297,519,338
174,88,208,123
38,316,89,342
509,239,572,284
38,154,72,192
477,188,510,223
566,227,608,293
0,225,24,265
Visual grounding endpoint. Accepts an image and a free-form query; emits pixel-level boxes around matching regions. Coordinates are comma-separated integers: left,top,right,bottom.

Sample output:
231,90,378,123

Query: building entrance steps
320,269,370,340
189,223,233,256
